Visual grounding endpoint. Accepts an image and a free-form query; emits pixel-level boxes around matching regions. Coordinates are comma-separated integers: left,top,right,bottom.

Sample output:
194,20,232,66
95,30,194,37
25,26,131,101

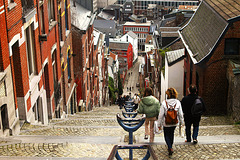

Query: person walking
118,95,124,109
137,87,160,143
133,93,140,111
181,84,206,144
158,88,184,156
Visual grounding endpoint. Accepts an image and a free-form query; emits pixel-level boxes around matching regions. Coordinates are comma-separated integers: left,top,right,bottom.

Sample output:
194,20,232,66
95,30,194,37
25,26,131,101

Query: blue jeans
163,126,176,149
184,116,201,141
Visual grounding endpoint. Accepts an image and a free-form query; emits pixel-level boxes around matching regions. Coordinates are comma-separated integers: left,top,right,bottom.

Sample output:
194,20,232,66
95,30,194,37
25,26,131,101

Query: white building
161,48,185,102
93,29,106,107
120,31,138,63
123,21,151,51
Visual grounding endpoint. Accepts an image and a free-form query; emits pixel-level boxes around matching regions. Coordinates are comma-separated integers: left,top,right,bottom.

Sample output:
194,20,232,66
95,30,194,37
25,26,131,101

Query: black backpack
191,97,203,117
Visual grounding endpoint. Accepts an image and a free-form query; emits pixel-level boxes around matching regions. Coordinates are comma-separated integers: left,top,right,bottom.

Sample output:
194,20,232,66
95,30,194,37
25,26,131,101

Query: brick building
0,0,20,136
117,0,199,15
58,0,76,116
109,41,133,82
179,0,240,115
71,1,97,111
0,0,76,138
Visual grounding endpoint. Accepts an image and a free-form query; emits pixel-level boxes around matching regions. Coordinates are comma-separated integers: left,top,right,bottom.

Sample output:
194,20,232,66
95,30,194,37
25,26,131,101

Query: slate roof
166,48,185,66
97,11,115,20
179,0,228,64
71,1,93,31
160,27,181,37
109,42,130,50
205,0,240,21
93,20,117,37
127,31,137,39
94,20,116,29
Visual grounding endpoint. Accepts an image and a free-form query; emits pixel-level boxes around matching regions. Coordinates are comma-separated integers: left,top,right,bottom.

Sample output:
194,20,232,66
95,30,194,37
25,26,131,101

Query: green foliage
235,121,240,125
159,48,170,69
108,77,117,102
118,71,123,96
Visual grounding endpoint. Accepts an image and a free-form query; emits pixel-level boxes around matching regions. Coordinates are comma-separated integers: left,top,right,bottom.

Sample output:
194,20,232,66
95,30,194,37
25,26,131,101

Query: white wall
121,34,138,63
145,43,154,52
161,55,184,102
168,60,184,100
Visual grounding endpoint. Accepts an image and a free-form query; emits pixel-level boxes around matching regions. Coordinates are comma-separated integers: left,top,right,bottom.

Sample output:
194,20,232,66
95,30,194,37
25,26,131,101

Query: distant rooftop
109,42,130,50
124,21,151,26
178,5,198,11
97,11,115,20
166,48,185,66
126,31,137,39
71,1,93,31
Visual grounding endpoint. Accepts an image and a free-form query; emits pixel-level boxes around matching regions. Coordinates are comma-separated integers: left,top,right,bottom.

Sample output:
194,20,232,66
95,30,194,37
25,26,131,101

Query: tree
108,76,117,103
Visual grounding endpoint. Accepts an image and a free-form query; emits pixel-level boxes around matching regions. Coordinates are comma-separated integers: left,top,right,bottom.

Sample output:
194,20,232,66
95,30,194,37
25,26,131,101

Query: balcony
21,0,36,23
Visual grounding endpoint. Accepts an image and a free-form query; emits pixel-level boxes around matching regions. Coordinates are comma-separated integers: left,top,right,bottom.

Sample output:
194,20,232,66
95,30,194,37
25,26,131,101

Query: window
65,0,69,30
0,81,6,97
25,23,36,77
40,6,45,34
48,0,55,23
52,50,57,82
67,50,71,81
225,38,239,55
58,9,62,41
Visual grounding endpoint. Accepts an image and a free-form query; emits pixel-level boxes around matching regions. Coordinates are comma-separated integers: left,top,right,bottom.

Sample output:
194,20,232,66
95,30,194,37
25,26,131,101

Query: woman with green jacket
137,87,161,143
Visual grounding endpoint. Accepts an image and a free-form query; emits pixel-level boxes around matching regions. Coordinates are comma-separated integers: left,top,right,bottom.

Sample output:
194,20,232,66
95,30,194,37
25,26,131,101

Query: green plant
109,77,117,102
118,71,123,96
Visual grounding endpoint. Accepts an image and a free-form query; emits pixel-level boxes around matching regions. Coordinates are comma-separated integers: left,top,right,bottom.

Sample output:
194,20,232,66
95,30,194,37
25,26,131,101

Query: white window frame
25,23,36,78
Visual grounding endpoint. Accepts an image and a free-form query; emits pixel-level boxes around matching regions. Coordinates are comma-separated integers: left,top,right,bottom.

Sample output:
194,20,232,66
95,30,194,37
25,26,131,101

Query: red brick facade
72,24,96,111
184,20,240,115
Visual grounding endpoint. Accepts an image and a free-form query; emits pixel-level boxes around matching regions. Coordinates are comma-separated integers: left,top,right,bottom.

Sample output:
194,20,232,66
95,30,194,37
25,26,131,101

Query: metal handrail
107,144,158,160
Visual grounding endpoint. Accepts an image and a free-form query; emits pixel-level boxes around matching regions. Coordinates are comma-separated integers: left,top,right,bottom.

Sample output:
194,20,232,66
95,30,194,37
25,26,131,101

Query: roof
94,20,116,29
124,21,151,26
166,48,185,66
145,35,153,44
179,0,228,64
97,11,115,20
109,42,130,50
93,20,117,37
70,1,93,31
160,27,181,37
126,31,137,39
205,0,240,22
178,5,198,11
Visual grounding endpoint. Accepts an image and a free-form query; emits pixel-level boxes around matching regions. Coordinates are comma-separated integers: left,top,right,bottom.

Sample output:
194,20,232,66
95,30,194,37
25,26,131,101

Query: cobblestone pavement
0,105,240,160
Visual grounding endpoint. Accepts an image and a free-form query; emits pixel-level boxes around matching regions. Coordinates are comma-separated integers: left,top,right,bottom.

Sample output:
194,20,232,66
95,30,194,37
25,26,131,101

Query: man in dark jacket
181,84,206,144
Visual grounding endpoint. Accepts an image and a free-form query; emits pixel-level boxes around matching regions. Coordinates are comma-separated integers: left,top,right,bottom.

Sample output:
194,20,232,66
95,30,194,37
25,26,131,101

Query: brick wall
185,20,240,115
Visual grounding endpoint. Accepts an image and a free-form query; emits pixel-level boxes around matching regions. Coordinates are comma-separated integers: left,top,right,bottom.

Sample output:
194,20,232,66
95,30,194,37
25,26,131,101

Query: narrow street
123,56,143,96
0,104,239,159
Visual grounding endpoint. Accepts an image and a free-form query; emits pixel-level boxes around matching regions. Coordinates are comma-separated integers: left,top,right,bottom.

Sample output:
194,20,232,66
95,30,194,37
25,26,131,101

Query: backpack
191,97,203,117
165,101,178,125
